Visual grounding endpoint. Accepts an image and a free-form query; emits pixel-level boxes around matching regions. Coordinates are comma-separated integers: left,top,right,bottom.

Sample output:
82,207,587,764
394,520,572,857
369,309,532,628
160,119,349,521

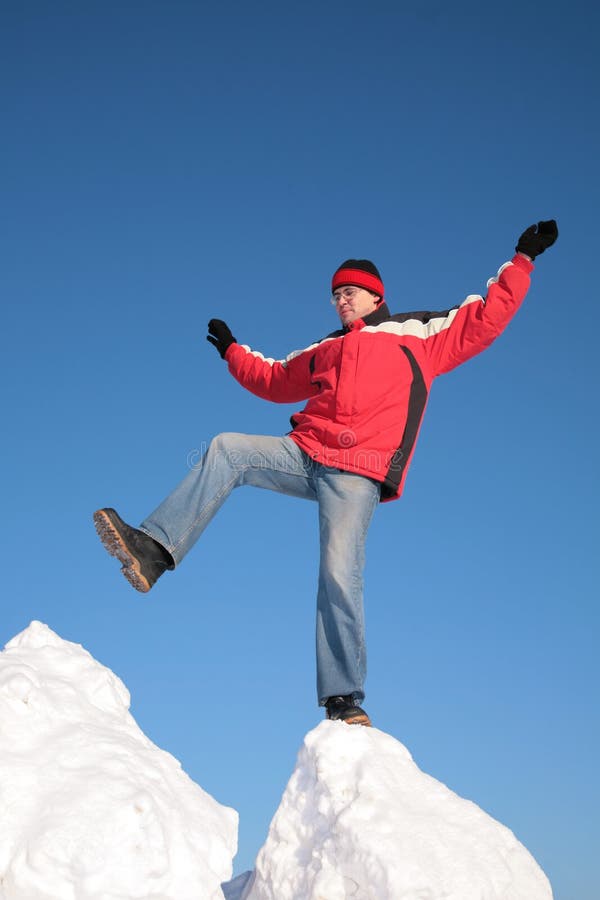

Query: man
94,220,558,727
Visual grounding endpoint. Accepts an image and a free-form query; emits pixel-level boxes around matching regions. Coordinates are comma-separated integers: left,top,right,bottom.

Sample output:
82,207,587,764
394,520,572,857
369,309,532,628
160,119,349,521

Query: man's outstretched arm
206,318,320,403
426,220,558,376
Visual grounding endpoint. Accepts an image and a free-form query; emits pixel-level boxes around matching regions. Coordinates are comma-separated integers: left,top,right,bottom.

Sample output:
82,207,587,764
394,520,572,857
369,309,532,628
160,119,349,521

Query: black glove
207,319,237,359
515,220,558,259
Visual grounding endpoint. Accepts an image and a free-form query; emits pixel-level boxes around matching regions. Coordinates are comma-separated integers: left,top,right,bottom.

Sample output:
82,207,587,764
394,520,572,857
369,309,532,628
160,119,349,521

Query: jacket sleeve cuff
224,342,239,363
512,253,534,273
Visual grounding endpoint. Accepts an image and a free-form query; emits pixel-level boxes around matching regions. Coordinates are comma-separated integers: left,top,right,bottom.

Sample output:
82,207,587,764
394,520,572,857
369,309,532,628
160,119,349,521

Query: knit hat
332,259,384,298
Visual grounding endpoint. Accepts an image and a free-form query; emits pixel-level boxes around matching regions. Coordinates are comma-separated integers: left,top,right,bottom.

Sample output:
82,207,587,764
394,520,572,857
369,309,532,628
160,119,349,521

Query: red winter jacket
225,254,533,501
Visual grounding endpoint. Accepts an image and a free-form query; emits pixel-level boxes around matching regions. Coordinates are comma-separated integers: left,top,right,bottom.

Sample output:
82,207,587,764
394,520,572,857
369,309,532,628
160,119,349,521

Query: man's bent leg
140,433,314,565
314,468,380,706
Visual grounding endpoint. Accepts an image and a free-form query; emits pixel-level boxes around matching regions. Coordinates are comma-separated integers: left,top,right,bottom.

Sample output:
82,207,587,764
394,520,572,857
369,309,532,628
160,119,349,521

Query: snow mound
0,621,237,900
246,720,553,900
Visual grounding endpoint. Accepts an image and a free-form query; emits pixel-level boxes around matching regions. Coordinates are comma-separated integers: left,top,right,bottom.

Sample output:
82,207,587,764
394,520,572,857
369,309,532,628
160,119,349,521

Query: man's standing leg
314,466,380,721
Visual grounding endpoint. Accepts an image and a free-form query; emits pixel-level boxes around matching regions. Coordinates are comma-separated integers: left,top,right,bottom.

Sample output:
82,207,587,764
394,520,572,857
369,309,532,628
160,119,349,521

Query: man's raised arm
426,220,558,376
207,318,319,404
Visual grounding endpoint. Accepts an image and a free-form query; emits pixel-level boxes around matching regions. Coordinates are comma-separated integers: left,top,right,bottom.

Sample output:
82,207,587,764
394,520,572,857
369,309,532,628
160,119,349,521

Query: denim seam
170,461,312,555
170,470,242,554
354,486,379,684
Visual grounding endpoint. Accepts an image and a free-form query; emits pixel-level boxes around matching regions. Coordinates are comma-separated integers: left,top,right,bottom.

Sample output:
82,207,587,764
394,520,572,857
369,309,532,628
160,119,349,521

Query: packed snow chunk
247,720,553,900
0,621,237,900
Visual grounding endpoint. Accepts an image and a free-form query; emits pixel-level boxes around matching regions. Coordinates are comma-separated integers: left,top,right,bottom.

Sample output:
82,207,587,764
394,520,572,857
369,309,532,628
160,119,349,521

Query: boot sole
327,711,372,727
93,509,151,593
342,713,372,727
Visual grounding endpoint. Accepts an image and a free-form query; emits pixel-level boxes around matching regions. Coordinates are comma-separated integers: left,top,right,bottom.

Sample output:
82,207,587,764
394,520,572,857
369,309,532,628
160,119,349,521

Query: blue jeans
139,433,380,706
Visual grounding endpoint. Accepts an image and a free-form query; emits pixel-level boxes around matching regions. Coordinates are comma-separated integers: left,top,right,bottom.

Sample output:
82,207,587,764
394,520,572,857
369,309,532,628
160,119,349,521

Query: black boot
93,507,174,593
325,695,371,727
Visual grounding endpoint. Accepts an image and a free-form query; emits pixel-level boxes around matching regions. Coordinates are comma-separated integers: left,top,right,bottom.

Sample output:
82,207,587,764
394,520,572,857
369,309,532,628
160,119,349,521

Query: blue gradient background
1,3,598,896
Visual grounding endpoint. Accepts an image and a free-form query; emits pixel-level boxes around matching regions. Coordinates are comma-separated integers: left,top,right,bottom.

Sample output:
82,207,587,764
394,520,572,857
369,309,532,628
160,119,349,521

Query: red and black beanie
332,259,384,298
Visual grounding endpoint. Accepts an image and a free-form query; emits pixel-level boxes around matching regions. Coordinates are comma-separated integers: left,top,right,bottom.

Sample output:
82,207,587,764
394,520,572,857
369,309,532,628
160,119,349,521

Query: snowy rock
0,621,237,900
246,720,553,900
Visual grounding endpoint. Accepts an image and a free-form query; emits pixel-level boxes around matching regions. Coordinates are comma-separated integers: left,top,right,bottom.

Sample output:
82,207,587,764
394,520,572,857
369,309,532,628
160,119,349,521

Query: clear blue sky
1,2,598,895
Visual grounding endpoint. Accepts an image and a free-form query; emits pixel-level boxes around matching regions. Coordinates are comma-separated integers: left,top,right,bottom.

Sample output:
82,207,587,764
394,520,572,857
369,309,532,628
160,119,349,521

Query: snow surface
245,722,553,900
0,623,553,900
0,621,237,899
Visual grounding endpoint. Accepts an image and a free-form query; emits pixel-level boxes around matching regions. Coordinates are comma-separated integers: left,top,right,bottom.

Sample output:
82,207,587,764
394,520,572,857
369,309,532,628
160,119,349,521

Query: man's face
332,285,381,326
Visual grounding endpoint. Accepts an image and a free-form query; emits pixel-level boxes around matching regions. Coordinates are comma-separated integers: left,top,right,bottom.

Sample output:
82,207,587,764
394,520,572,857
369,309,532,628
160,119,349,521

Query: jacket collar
344,301,391,332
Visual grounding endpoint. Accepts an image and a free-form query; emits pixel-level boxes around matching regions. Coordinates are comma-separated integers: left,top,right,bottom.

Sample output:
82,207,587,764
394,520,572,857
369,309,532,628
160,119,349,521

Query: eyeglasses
330,286,362,306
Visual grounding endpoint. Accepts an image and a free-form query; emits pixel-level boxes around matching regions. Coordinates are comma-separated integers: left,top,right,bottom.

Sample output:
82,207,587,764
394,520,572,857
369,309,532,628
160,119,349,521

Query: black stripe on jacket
381,345,428,500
